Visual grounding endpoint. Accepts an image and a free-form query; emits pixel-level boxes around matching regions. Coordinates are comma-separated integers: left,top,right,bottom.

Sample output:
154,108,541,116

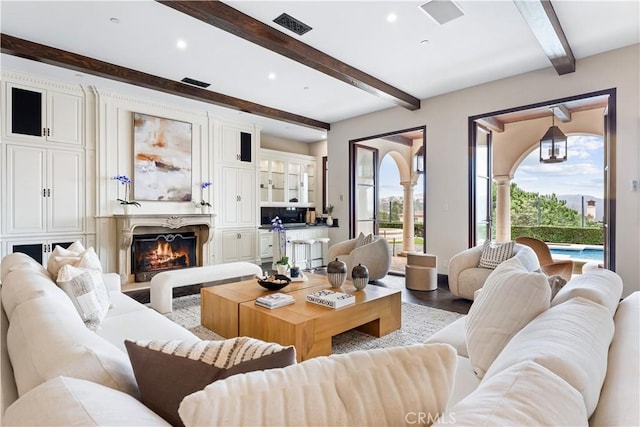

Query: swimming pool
550,247,604,261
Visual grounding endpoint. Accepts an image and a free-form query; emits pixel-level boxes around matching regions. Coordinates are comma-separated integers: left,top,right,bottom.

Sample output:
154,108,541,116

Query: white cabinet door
237,168,255,226
259,230,273,259
220,124,253,165
221,229,256,263
48,149,83,232
47,91,82,145
220,166,255,227
5,144,83,235
5,144,46,233
6,83,82,145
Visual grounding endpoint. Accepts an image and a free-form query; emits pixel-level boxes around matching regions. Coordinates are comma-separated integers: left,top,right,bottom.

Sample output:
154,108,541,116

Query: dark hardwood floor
126,266,472,315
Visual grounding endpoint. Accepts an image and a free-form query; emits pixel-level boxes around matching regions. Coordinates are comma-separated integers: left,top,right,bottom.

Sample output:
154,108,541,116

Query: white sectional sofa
1,251,638,426
427,260,640,426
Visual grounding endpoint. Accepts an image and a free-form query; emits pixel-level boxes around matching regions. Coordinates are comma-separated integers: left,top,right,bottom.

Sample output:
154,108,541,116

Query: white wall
260,134,310,155
328,44,639,297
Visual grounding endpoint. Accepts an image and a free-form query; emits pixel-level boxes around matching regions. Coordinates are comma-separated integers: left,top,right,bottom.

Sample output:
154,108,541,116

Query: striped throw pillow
478,240,515,269
125,337,296,426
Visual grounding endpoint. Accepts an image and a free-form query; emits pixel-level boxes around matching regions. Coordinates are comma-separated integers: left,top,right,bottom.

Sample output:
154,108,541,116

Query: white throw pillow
551,269,623,315
484,297,614,417
179,344,457,427
7,296,138,398
435,361,588,426
56,264,110,331
76,247,104,272
466,257,550,378
47,246,80,279
67,240,86,254
478,240,514,269
3,376,168,427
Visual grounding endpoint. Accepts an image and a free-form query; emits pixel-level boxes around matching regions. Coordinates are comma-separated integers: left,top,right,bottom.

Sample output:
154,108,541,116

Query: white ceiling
1,1,638,142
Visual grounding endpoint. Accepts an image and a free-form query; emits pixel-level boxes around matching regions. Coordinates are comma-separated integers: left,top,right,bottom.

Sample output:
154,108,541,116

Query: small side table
405,253,437,291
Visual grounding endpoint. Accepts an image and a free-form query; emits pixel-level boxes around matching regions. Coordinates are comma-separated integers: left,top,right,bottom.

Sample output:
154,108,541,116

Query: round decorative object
257,274,291,291
352,263,369,290
327,257,347,288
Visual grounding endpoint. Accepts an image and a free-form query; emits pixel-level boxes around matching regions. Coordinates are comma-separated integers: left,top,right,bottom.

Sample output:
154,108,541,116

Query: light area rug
164,294,463,354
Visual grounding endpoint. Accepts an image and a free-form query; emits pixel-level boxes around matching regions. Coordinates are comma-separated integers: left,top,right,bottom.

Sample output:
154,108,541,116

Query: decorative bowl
257,274,292,291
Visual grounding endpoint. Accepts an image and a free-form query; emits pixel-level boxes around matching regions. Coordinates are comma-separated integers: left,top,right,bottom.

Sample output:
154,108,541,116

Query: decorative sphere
327,258,347,288
352,263,369,290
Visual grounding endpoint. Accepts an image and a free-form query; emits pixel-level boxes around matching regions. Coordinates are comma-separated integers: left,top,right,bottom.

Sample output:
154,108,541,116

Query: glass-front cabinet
259,149,317,207
260,158,285,203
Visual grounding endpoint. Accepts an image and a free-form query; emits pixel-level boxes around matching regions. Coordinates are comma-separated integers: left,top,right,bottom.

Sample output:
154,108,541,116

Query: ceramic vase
122,204,131,215
326,216,334,227
327,257,347,288
276,264,288,275
352,263,369,290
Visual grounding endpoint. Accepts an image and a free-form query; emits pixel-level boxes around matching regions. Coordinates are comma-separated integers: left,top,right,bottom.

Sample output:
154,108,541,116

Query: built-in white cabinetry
219,123,254,166
5,82,83,145
4,144,84,235
259,149,316,206
259,229,273,259
219,166,256,228
221,229,256,263
3,236,85,266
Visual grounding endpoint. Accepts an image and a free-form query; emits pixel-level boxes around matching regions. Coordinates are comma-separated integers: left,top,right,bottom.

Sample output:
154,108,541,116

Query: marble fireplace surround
114,213,215,285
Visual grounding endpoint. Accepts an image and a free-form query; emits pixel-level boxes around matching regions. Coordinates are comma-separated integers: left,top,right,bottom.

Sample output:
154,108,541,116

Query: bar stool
291,238,316,271
314,237,331,270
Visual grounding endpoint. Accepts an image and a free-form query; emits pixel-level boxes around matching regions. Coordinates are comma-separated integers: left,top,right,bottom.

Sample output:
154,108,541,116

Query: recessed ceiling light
176,39,187,50
420,39,430,45
387,13,398,23
110,17,120,24
303,86,310,90
268,73,277,80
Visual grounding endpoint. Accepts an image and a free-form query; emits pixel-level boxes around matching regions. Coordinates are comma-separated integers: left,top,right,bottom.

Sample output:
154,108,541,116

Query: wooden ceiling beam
1,33,330,131
513,0,575,75
381,134,413,146
156,0,421,111
476,117,505,133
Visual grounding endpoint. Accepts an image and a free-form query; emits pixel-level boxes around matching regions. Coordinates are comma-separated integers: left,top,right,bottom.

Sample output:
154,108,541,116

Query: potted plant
111,175,141,214
196,181,212,213
275,256,290,274
326,204,334,226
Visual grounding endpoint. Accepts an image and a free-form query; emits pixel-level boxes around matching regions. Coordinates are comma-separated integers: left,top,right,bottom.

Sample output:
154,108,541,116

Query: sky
513,134,604,197
378,134,604,199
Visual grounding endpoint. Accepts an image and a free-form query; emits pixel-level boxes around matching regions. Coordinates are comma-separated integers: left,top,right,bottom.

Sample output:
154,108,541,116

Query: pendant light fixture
414,145,425,174
539,109,567,163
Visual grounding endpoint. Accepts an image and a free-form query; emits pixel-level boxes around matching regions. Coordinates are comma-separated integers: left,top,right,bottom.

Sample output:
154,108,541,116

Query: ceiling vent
181,77,210,88
419,0,464,25
273,13,312,36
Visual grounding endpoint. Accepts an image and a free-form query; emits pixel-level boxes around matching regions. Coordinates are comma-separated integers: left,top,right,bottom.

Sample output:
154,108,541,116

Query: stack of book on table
255,293,295,309
306,290,355,309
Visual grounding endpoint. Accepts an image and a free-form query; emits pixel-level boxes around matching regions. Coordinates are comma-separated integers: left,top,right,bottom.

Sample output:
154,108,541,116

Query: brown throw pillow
125,338,296,427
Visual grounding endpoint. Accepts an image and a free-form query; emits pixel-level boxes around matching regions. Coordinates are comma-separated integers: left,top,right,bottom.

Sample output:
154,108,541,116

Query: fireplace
114,213,215,285
131,232,197,282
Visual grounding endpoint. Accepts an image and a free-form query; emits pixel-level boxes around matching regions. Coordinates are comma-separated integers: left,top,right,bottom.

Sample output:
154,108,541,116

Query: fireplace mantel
114,213,216,284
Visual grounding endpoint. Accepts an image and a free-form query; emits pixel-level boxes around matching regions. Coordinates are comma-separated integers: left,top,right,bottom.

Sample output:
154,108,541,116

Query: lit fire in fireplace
145,241,190,271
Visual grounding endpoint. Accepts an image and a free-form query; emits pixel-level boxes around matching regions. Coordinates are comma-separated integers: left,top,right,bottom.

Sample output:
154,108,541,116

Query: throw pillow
125,337,297,427
477,240,515,269
67,240,86,254
434,361,588,426
56,264,110,331
355,232,374,248
3,376,168,427
179,344,457,427
76,247,103,272
47,246,79,279
466,257,550,378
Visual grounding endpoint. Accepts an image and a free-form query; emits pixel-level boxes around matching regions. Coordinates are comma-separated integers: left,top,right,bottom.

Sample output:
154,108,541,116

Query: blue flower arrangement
270,216,289,267
111,175,141,207
198,181,212,207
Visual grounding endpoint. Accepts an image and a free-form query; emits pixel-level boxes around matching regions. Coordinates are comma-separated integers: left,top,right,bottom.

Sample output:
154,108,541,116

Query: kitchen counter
258,223,338,230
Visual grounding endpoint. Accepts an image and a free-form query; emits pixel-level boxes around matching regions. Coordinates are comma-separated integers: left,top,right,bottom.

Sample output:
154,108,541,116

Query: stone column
400,180,416,253
494,175,512,243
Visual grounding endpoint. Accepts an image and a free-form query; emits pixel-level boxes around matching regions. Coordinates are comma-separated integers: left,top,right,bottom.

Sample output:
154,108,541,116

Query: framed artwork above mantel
133,112,193,202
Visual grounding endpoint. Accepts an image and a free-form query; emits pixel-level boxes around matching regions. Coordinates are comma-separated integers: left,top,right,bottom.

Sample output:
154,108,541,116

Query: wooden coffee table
200,273,328,338
238,283,401,362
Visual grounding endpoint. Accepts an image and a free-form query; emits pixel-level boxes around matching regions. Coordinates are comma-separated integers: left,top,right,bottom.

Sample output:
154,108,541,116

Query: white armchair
448,243,540,300
327,235,391,281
